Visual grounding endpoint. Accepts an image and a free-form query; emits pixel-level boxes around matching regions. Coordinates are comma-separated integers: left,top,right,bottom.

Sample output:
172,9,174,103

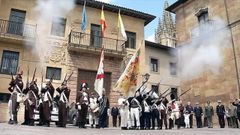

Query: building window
197,11,208,24
170,62,177,75
46,67,61,80
0,50,19,75
150,58,158,72
171,88,178,100
0,93,11,103
51,17,66,37
90,24,102,47
125,31,136,49
7,9,26,35
151,85,159,93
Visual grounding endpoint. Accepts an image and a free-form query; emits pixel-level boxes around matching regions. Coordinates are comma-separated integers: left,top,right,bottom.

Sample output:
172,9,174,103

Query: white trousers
89,112,98,125
170,111,180,120
130,108,140,127
120,108,131,128
185,118,190,128
8,99,13,120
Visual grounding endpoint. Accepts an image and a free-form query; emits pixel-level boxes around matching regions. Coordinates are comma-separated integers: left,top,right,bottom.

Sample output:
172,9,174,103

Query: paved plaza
0,123,239,135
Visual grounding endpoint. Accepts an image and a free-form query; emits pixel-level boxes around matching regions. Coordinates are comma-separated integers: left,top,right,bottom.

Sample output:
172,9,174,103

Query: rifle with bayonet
31,67,37,83
61,72,73,86
178,88,192,99
27,66,30,87
135,74,151,96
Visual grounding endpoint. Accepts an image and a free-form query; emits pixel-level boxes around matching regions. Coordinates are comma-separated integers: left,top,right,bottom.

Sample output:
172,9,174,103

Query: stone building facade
145,41,179,96
167,0,240,108
0,0,155,122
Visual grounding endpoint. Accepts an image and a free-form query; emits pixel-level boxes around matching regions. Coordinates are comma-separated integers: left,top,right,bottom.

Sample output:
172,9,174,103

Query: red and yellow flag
100,7,107,37
114,48,140,97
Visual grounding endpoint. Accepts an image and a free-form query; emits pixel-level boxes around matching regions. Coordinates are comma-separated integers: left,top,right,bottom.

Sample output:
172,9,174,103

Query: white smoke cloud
31,0,75,64
177,18,230,80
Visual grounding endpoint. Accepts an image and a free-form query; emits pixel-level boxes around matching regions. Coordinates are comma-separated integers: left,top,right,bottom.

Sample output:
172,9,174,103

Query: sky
96,0,177,42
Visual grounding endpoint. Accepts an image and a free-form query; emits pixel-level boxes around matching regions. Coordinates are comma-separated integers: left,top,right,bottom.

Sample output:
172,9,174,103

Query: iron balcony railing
68,30,126,54
0,19,36,40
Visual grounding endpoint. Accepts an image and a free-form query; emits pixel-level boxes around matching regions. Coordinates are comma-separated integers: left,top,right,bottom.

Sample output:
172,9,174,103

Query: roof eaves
145,40,176,51
76,0,156,26
165,0,188,13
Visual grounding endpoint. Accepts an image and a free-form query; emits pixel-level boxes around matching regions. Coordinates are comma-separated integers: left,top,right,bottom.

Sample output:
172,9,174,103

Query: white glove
78,105,81,110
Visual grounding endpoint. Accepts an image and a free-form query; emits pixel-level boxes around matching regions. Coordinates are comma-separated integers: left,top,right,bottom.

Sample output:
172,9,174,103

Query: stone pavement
0,123,239,135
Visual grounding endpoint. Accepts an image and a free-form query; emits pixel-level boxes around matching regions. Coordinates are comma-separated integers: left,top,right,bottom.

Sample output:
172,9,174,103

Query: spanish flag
100,6,107,37
114,48,140,97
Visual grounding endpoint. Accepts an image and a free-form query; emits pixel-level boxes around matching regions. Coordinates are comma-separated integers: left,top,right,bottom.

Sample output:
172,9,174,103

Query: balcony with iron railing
68,30,127,57
0,19,36,44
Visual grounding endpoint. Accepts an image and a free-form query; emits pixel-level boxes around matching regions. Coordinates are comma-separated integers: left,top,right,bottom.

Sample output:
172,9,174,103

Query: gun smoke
176,18,230,81
28,0,75,65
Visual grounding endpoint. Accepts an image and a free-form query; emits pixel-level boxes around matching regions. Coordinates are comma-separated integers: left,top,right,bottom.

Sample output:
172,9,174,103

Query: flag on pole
94,48,104,97
114,48,140,97
118,10,127,40
80,1,87,31
100,6,107,37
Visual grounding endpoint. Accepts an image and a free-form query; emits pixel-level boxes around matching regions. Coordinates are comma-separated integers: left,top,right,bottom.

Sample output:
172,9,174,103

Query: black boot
8,119,13,125
13,115,18,125
169,119,173,129
29,119,34,126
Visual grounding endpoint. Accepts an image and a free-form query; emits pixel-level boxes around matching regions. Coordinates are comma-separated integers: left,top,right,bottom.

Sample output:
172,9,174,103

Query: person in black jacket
216,100,225,128
111,106,119,127
185,102,194,128
232,99,240,123
193,102,203,128
98,89,109,128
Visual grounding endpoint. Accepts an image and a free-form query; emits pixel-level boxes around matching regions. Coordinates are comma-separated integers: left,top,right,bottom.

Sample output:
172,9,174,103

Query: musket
161,88,170,96
66,72,73,82
135,74,151,96
31,67,37,83
178,88,192,98
162,91,172,98
40,71,43,91
11,72,14,81
26,65,30,89
49,72,55,84
62,73,67,85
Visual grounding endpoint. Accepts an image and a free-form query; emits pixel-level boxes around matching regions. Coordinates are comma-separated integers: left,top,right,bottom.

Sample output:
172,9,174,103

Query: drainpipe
223,0,240,98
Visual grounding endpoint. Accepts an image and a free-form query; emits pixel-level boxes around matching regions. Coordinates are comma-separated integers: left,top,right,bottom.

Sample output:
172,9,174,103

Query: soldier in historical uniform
204,100,214,128
76,81,89,128
97,89,110,128
89,92,99,128
41,81,55,127
216,100,225,128
159,97,168,130
129,91,142,130
194,102,203,128
56,80,71,127
37,88,45,126
168,94,181,129
118,94,130,130
142,94,151,130
23,79,39,126
8,71,24,125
